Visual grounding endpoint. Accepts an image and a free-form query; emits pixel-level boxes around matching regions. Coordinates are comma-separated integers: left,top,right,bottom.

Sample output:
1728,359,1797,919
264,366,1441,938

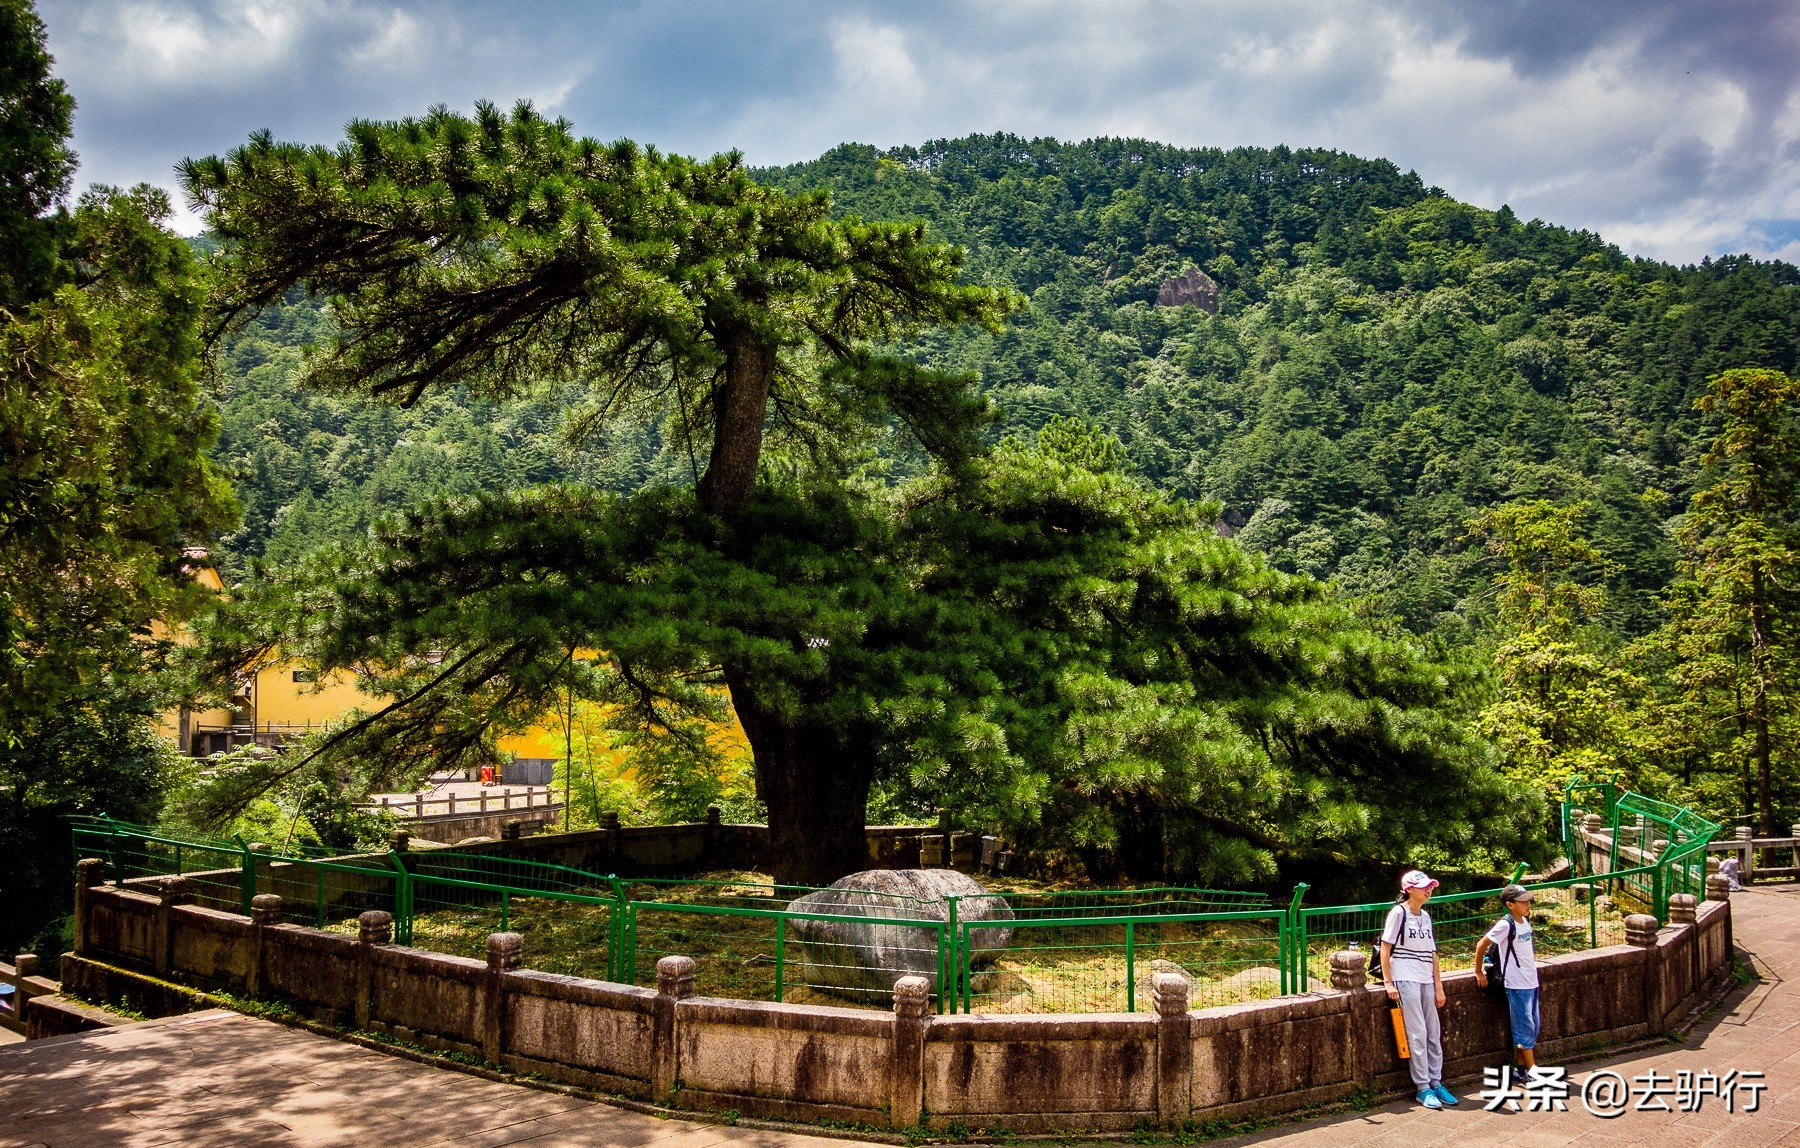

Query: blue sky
35,0,1800,265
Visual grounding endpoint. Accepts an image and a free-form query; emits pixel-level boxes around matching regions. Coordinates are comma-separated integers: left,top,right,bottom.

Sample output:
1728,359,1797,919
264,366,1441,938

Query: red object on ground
479,766,496,787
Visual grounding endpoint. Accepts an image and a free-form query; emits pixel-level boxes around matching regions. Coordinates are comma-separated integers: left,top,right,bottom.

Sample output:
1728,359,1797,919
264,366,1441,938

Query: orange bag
1391,1004,1411,1059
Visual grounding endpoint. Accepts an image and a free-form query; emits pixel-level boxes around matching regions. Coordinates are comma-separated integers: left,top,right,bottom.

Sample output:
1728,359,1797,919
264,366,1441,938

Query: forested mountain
214,135,1800,646
199,133,1800,844
761,139,1800,639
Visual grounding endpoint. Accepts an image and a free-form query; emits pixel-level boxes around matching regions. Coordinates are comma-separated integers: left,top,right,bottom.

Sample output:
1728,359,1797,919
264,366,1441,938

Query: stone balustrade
57,855,1739,1134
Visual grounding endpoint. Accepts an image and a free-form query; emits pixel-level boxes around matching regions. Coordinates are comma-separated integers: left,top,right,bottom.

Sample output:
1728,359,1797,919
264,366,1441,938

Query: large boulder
787,869,1015,1002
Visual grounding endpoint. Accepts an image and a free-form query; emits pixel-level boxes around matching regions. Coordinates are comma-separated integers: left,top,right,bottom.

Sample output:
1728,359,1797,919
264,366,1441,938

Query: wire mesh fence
66,783,1722,1015
392,852,619,977
1289,873,1632,992
617,876,951,1007
252,852,404,930
956,908,1289,1014
69,815,250,912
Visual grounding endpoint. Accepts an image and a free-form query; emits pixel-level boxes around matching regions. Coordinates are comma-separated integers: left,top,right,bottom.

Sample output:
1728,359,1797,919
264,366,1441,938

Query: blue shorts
1506,987,1541,1050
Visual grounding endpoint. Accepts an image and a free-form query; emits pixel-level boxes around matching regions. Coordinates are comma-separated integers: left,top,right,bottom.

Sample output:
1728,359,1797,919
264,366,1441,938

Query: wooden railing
0,955,58,1037
356,785,560,820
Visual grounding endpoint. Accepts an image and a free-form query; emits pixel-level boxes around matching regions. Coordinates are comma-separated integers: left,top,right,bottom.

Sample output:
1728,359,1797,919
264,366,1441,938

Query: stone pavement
1219,884,1800,1148
0,886,1795,1148
0,1011,853,1148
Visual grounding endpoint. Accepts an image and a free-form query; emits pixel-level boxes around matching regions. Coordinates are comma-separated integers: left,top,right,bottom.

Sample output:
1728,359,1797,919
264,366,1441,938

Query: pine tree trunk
725,667,873,886
695,330,873,883
696,327,774,519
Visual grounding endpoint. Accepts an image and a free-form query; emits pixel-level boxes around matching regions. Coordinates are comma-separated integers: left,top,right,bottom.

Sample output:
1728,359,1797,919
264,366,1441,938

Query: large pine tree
184,105,1540,884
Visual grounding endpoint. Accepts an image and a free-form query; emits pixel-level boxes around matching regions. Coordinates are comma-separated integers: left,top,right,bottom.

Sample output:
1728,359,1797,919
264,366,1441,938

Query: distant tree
1655,370,1800,834
0,0,72,309
1468,501,1644,792
0,0,237,957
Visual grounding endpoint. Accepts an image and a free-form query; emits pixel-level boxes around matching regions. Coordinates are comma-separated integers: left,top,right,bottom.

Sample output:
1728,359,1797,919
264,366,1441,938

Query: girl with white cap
1380,869,1455,1109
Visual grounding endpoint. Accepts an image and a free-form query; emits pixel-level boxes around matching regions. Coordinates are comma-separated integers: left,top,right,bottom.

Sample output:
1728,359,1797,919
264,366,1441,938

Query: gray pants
1394,980,1444,1088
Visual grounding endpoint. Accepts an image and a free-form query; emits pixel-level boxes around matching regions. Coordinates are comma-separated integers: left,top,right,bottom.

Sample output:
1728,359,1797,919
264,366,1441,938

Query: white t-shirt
1380,904,1437,983
1484,914,1539,989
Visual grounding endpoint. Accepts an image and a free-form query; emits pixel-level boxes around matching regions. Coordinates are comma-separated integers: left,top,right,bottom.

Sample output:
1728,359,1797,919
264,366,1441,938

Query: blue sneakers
1417,1089,1443,1110
1431,1082,1459,1106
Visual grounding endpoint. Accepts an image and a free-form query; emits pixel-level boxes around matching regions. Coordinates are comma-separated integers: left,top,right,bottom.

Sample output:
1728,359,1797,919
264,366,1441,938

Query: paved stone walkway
0,1011,850,1148
1219,885,1800,1148
1,886,1795,1147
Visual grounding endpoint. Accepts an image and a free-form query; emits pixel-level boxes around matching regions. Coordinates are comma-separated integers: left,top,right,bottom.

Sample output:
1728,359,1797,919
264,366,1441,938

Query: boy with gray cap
1474,884,1540,1073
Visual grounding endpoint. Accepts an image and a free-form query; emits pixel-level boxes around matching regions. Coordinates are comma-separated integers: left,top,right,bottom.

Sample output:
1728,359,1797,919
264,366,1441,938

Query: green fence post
608,876,625,982
236,835,255,915
946,896,961,1013
387,851,412,945
1652,862,1666,924
961,924,972,1014
1607,801,1623,878
1278,914,1287,997
1125,920,1136,1012
935,924,947,1015
1286,884,1309,992
502,889,510,933
1510,862,1529,882
774,915,786,1002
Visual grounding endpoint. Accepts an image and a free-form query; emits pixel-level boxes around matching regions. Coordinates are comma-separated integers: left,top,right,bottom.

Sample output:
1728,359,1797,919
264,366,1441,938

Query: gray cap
1499,884,1533,903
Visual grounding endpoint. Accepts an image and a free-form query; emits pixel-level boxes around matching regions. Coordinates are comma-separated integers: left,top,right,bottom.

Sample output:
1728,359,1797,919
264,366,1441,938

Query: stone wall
64,859,1740,1133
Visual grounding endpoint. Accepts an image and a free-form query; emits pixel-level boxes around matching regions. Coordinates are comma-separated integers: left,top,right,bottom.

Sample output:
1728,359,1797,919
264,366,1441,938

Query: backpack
1481,916,1516,997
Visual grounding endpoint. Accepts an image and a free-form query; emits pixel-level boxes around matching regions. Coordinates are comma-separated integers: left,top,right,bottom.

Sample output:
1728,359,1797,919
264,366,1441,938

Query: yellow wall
247,665,372,731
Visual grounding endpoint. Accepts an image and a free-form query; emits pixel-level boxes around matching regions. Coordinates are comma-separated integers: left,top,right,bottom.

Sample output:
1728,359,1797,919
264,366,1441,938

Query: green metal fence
70,815,253,913
955,907,1289,1013
67,784,1720,1014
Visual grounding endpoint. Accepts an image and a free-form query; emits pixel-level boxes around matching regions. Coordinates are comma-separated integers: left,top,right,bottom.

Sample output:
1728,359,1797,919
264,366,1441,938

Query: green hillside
758,137,1800,639
215,135,1800,644
199,133,1800,840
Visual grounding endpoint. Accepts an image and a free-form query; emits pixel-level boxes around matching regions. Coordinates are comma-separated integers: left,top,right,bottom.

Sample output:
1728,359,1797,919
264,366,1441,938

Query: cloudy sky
34,0,1800,265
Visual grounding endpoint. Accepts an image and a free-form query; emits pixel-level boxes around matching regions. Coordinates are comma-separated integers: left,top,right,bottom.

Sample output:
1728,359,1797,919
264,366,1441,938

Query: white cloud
34,0,1800,263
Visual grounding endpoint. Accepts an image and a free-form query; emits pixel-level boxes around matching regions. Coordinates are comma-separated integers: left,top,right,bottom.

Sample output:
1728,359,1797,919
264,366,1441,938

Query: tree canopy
0,0,236,959
185,106,1539,885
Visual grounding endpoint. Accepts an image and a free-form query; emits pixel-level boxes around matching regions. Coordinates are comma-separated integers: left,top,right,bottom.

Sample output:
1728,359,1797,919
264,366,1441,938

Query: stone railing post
73,857,105,957
389,829,410,853
1667,893,1700,1011
484,932,522,1067
154,876,190,977
356,910,393,1031
248,893,283,997
1330,948,1369,990
500,819,521,842
890,976,930,1129
1153,971,1192,1129
652,955,695,1099
1626,913,1665,1033
1706,873,1731,902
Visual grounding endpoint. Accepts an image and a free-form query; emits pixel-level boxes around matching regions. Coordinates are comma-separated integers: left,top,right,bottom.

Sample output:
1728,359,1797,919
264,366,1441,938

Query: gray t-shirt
1380,904,1437,983
1485,914,1539,989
